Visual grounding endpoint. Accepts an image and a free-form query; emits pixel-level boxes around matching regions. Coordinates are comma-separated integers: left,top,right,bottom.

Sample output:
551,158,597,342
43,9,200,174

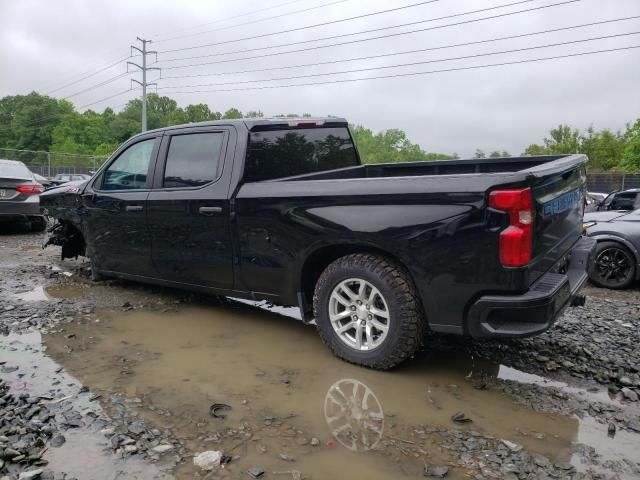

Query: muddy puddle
37,298,639,479
14,284,84,302
0,331,170,479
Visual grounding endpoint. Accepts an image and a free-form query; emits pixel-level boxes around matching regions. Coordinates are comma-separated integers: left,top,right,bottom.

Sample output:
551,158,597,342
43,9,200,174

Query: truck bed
270,155,572,182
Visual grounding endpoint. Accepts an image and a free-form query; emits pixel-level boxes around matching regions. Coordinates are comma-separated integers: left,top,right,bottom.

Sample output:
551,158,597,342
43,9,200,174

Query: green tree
474,149,486,159
0,92,73,153
581,127,624,171
543,124,581,153
621,119,640,172
222,108,243,119
350,125,454,164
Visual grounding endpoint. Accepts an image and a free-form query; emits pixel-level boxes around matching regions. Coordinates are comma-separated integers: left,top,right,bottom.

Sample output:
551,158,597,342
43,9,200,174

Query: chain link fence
0,148,108,177
586,173,640,193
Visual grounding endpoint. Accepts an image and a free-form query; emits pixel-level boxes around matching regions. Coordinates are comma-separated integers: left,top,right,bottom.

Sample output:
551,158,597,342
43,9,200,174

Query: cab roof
141,117,348,136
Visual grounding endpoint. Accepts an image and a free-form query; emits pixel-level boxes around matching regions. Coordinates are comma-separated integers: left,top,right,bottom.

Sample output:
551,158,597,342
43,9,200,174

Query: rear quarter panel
235,174,532,334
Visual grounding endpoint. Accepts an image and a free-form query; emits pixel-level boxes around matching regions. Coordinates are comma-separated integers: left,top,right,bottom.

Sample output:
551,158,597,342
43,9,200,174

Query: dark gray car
583,209,640,289
0,159,46,231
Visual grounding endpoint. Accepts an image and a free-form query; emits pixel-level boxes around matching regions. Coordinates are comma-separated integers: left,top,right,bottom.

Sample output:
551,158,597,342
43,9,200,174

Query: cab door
82,135,160,276
147,126,235,289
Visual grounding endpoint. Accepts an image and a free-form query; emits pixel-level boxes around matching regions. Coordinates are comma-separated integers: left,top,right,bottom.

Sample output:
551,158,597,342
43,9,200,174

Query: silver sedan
0,159,46,231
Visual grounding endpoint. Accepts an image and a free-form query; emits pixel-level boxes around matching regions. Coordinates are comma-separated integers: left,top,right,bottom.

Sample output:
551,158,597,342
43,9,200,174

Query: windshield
0,161,32,179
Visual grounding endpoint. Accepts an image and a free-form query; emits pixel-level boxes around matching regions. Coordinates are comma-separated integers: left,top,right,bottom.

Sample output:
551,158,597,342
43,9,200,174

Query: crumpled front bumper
466,236,597,338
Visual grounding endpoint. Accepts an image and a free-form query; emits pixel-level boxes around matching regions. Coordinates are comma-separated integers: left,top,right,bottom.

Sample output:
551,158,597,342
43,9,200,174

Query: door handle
199,206,222,216
125,205,144,212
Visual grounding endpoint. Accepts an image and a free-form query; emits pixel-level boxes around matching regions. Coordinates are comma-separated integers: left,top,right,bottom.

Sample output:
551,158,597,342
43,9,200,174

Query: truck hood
41,180,85,197
583,210,630,222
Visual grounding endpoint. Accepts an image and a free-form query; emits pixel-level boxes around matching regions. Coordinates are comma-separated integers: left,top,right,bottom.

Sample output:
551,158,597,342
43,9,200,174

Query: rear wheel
589,241,636,289
313,253,426,370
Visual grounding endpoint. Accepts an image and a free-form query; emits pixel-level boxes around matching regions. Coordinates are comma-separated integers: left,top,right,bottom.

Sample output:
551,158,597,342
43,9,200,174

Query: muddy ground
1,228,639,480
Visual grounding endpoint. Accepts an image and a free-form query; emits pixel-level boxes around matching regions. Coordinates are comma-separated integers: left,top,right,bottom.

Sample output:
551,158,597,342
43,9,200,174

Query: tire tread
313,253,426,370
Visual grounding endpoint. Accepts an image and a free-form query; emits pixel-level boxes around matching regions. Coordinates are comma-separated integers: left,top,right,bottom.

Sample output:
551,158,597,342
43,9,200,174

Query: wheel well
299,244,417,316
50,221,86,259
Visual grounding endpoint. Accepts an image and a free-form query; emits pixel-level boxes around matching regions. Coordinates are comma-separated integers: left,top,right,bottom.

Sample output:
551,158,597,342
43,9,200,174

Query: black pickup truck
41,117,596,369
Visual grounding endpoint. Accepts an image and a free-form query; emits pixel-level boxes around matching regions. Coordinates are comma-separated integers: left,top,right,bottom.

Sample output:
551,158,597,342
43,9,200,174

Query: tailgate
528,159,587,284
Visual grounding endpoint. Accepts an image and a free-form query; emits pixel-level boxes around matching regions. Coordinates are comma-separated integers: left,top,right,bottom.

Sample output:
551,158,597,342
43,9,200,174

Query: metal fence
586,173,640,193
0,147,108,177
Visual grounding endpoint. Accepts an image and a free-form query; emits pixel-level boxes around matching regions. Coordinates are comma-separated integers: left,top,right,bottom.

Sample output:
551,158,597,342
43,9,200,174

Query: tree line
0,92,638,170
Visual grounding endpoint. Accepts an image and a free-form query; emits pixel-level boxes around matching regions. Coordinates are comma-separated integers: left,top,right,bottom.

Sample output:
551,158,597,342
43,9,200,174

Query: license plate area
0,188,17,199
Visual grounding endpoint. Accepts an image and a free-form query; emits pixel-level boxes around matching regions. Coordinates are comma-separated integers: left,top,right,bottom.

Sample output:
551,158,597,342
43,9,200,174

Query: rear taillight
489,187,534,267
16,183,44,194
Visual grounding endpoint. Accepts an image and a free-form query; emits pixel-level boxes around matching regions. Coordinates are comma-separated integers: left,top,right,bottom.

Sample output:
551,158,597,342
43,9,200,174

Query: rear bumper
0,198,42,220
466,236,597,338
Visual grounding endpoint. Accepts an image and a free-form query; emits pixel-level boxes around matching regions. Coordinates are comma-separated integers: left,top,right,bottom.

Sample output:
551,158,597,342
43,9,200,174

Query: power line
164,44,640,94
150,0,304,40
36,50,132,94
153,0,349,43
35,0,340,95
157,31,640,90
158,0,580,68
163,32,640,88
159,16,640,80
44,55,133,95
157,0,442,53
62,72,133,100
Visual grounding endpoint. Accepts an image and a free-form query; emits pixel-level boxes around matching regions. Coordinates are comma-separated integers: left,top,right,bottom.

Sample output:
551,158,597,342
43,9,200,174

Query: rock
247,467,265,479
310,437,320,446
127,421,145,435
621,387,638,402
619,376,632,386
19,470,43,480
49,434,66,448
193,450,222,471
279,453,295,462
152,444,174,454
532,454,550,468
451,412,472,424
501,439,523,452
2,448,21,459
424,464,449,478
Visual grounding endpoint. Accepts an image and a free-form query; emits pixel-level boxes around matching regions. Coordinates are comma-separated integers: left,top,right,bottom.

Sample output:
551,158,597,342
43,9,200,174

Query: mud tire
313,253,426,370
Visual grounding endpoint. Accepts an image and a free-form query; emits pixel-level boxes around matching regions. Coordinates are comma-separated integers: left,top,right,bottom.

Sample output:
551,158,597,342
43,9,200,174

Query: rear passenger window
163,132,225,188
246,127,358,182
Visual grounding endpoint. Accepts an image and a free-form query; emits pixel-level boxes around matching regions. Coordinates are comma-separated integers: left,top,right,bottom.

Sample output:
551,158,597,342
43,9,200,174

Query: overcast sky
1,0,639,156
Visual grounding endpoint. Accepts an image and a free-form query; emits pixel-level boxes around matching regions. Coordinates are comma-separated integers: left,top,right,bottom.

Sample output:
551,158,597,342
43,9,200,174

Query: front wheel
313,253,426,370
589,241,636,289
